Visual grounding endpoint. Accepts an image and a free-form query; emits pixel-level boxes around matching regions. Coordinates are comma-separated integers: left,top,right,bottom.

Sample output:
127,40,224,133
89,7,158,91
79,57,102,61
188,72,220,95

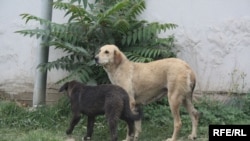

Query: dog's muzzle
94,56,99,64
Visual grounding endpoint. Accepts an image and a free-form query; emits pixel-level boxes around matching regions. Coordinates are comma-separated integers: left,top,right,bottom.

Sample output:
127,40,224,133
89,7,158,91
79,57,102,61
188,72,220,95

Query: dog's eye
104,50,109,54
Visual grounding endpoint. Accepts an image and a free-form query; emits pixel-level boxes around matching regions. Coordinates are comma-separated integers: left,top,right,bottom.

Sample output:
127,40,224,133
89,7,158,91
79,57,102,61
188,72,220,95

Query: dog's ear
59,82,68,92
114,50,122,65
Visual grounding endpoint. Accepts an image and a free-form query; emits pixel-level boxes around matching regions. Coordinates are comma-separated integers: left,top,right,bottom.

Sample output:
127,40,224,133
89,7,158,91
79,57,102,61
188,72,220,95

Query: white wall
141,0,250,93
0,0,67,94
0,0,249,95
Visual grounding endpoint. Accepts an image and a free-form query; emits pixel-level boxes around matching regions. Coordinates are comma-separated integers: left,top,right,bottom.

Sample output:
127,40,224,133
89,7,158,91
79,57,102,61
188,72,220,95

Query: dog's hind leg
107,116,119,141
123,116,141,141
105,100,121,141
123,119,135,141
166,91,183,141
66,112,81,135
83,116,95,140
183,97,200,140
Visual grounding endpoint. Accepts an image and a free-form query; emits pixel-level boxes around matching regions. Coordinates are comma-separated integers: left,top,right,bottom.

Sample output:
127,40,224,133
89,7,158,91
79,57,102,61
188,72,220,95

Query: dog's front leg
83,116,95,140
123,121,140,141
123,99,141,141
66,113,81,135
124,115,141,141
134,120,141,140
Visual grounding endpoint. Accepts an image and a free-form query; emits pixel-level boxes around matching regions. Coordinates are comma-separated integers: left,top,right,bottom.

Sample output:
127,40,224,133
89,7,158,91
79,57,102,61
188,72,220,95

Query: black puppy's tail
123,98,143,121
59,82,69,92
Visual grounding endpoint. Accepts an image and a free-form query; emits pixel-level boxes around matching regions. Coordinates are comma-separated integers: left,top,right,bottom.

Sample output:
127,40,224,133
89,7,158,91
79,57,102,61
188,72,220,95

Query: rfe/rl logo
213,129,247,136
209,125,250,141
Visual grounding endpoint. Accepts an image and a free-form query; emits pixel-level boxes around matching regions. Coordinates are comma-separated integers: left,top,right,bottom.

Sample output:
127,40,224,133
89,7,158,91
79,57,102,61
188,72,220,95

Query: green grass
1,94,250,141
0,128,66,141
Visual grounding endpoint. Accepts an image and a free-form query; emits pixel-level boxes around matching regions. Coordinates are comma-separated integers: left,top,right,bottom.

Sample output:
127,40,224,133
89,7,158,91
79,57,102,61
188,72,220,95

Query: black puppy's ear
59,82,68,92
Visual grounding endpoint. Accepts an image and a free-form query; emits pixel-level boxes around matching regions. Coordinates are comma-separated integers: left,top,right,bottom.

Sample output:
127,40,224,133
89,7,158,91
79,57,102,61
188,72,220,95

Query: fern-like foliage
16,0,177,84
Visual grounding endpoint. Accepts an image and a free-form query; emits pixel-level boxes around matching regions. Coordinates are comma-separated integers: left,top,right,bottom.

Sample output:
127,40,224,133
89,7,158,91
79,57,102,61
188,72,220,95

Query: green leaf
132,30,137,44
83,0,88,8
98,0,129,24
16,0,177,84
126,32,132,45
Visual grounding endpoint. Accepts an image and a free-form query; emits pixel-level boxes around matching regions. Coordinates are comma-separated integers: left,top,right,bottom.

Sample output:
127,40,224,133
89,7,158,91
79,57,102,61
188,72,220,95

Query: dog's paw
122,137,133,141
134,136,139,141
188,134,197,140
82,136,91,141
165,138,176,141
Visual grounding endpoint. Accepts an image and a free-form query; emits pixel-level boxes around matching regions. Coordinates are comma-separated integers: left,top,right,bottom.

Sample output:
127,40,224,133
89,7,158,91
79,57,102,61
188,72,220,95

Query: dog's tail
190,78,196,102
123,99,143,121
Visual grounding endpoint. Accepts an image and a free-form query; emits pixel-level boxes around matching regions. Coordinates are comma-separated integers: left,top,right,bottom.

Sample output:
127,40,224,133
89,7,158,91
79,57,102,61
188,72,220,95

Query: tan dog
95,44,200,141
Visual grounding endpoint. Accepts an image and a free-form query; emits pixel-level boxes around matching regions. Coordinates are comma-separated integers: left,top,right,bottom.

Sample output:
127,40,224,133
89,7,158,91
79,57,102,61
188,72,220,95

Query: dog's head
95,44,125,67
59,80,79,97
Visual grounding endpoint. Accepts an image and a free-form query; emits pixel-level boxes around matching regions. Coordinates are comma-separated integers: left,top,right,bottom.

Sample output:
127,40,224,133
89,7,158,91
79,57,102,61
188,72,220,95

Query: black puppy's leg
105,108,118,141
125,119,135,141
108,119,118,141
83,116,95,140
66,112,81,135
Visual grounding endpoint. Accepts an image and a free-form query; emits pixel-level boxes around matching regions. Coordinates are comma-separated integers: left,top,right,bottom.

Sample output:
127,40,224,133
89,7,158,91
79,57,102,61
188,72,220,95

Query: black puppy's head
59,80,80,97
59,82,69,92
59,82,70,98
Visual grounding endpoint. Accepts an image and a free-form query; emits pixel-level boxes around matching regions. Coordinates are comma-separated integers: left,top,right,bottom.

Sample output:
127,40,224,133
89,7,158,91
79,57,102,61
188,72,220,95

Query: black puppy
59,80,142,141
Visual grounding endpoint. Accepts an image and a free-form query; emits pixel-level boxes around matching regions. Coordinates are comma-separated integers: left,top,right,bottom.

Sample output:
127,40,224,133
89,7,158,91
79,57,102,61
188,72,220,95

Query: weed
228,69,247,94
